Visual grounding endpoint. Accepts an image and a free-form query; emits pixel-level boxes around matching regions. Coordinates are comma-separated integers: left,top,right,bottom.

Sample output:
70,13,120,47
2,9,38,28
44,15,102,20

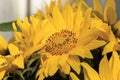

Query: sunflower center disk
45,30,78,55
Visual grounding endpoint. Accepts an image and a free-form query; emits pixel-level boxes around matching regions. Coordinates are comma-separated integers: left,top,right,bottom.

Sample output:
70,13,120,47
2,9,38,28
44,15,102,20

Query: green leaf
15,71,25,80
22,68,33,77
0,21,14,31
3,76,12,80
27,54,40,68
0,21,20,31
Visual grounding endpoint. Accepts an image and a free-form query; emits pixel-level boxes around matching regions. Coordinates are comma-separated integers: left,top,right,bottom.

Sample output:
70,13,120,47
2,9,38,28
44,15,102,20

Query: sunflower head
36,0,107,80
45,30,77,55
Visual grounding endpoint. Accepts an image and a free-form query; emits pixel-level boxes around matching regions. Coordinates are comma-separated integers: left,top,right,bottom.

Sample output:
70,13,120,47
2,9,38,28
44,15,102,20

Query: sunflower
12,16,54,61
101,29,120,55
73,5,120,55
91,0,120,55
36,3,106,80
87,15,120,55
81,51,120,80
0,43,24,79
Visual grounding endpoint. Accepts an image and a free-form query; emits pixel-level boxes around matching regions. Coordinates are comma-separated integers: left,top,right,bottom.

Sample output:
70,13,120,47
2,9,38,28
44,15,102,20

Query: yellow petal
30,17,41,39
84,40,106,50
83,69,90,80
58,0,62,10
33,20,57,45
12,55,24,69
0,55,8,69
85,8,92,18
52,6,66,30
45,0,56,16
109,51,120,80
102,42,115,55
48,56,59,76
8,43,19,56
36,67,45,79
114,21,120,36
60,63,70,74
69,46,93,59
91,18,108,32
114,43,120,51
32,18,43,45
83,49,93,59
104,0,117,24
81,62,100,80
12,23,24,44
0,35,7,51
69,46,85,58
17,18,31,37
63,3,74,30
118,71,120,80
34,10,44,21
99,55,112,80
79,0,89,14
8,43,24,69
59,54,68,67
114,20,120,29
78,28,98,46
0,70,6,80
67,56,80,74
24,43,45,61
70,72,79,80
43,61,49,77
12,22,17,31
108,30,116,42
73,10,83,33
93,0,103,14
36,67,44,77
38,74,44,80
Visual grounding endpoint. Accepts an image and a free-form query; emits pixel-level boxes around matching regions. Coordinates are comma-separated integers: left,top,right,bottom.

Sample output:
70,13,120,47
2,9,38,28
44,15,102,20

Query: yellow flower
0,43,24,79
36,3,106,80
92,0,120,49
81,51,120,80
8,43,24,69
97,25,120,55
92,18,120,55
83,0,120,55
0,55,18,79
12,16,53,61
77,7,119,55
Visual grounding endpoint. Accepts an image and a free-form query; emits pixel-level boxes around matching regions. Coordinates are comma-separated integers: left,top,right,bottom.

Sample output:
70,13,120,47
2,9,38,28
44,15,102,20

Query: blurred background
0,0,120,41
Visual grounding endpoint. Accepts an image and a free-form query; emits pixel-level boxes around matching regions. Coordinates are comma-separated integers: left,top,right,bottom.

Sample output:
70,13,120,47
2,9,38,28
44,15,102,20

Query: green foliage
0,21,20,31
0,21,14,31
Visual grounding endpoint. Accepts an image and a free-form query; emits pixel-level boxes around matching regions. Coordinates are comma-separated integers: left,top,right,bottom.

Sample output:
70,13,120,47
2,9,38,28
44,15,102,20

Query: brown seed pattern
45,30,78,55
